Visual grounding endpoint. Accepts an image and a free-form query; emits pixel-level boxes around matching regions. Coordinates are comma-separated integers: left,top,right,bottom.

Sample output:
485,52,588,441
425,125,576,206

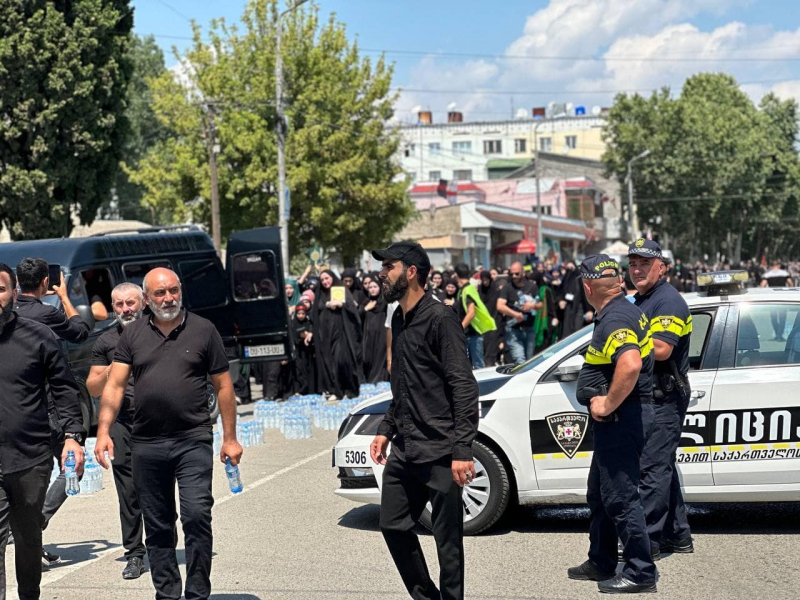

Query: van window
232,251,279,301
69,268,115,329
178,259,228,309
123,261,172,287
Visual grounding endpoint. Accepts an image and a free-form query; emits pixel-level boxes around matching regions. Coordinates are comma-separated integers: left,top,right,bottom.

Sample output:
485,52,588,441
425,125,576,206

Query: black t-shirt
635,278,692,377
577,294,654,406
92,324,135,423
455,283,478,336
500,280,538,329
114,311,229,442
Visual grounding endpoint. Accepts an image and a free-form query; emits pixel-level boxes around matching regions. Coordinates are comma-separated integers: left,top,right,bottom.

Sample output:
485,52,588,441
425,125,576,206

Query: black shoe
598,574,657,594
567,560,616,581
122,557,147,580
617,542,660,562
661,537,694,554
42,549,61,569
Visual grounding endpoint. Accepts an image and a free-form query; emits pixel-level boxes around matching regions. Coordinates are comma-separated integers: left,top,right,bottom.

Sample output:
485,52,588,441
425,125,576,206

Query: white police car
333,271,800,534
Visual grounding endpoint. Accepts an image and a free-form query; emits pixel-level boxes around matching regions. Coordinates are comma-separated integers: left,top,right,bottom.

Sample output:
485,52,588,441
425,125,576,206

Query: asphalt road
6,405,799,600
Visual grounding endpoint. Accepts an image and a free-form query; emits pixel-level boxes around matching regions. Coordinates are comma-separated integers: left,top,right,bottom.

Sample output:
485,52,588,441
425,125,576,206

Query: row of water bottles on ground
56,438,104,497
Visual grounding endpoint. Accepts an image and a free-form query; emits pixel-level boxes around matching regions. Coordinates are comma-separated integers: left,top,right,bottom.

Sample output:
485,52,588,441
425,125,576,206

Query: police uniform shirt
113,310,229,442
577,294,654,405
634,278,691,377
92,324,135,423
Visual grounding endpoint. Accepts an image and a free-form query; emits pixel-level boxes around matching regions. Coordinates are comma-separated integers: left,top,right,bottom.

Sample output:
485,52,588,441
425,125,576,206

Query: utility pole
202,102,222,255
626,149,651,241
276,0,309,277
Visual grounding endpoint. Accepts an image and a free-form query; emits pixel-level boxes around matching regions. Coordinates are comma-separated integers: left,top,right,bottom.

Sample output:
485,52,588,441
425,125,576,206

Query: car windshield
507,326,593,375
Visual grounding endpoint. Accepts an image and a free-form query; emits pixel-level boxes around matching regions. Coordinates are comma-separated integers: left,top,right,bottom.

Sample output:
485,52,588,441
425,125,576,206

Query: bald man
95,268,243,600
496,260,542,364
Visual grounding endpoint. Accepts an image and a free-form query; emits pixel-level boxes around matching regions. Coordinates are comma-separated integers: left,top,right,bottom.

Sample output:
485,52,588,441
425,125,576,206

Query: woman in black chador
359,279,389,383
310,270,362,398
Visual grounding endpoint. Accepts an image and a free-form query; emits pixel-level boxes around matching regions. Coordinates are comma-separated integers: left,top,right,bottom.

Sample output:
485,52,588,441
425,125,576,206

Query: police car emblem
635,238,646,248
546,412,589,458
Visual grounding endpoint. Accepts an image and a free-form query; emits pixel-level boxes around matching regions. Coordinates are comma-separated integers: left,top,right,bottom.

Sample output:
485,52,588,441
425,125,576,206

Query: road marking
216,448,331,506
31,447,331,591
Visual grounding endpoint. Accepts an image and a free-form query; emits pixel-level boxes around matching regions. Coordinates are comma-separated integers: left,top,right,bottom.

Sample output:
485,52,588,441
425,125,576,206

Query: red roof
494,239,537,255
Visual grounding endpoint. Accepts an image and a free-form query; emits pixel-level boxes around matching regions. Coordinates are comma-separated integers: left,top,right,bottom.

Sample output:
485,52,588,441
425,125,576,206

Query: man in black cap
628,238,694,558
567,254,657,594
369,241,479,600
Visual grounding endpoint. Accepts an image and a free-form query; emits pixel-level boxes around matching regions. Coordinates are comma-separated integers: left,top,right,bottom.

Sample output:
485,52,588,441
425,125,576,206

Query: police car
333,271,800,535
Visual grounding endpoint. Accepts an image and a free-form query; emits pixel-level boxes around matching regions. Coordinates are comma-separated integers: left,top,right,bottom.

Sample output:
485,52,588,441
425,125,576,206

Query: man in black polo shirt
95,268,243,600
567,255,657,594
86,282,147,580
0,262,86,600
496,260,542,364
629,239,694,557
370,241,479,600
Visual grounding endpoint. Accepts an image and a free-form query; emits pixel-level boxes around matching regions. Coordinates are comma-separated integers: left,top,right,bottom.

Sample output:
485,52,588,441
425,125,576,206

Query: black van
0,225,293,430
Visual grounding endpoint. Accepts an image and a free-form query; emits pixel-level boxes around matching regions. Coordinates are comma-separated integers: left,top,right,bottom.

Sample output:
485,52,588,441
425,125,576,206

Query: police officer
629,239,694,557
567,255,657,594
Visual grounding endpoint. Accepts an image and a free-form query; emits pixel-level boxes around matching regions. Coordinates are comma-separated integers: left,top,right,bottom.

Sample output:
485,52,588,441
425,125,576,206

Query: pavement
6,403,800,600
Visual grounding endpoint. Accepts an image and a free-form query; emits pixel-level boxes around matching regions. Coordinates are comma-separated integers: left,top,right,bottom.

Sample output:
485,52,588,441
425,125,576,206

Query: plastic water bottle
225,458,243,494
65,450,80,496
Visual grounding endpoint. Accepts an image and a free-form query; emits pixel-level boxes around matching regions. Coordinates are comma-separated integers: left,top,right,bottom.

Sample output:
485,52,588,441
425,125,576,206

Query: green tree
104,34,169,223
0,0,134,239
602,73,800,262
129,0,412,265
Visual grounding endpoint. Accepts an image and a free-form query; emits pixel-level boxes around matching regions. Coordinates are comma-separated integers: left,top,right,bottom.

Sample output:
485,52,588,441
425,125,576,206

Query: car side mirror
555,354,585,382
75,304,96,330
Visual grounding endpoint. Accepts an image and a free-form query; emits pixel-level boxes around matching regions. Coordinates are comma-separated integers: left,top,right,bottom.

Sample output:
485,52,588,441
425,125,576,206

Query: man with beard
0,263,86,600
95,268,243,600
370,241,479,600
85,283,147,580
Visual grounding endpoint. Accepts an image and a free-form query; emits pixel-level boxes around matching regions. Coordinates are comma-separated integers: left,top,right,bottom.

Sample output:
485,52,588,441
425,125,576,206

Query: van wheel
419,440,511,536
207,381,220,423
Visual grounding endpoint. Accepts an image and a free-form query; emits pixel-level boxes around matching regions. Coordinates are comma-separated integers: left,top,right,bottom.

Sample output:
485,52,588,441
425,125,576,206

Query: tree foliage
602,73,800,262
0,0,133,239
129,0,412,265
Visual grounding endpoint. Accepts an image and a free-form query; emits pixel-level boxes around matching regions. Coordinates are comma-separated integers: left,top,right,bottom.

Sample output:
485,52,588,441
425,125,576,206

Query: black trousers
110,420,146,560
380,454,464,600
133,436,214,600
639,395,692,548
587,402,656,585
0,458,52,600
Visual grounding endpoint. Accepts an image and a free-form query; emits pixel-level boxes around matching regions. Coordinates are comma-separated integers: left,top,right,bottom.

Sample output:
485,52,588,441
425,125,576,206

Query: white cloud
395,0,800,123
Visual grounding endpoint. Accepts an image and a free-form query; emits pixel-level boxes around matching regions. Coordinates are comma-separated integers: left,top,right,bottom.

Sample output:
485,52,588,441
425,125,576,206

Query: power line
151,0,194,23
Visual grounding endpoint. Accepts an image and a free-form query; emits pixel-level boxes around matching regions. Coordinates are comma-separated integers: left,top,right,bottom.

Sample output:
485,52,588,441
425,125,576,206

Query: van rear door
226,227,293,362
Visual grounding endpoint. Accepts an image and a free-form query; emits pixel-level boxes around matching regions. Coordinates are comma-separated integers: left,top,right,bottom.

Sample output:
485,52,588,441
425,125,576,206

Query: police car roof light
696,270,748,296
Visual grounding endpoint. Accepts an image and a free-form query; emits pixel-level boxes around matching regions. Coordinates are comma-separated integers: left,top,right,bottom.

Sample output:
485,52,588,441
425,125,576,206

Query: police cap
579,254,621,279
628,238,663,260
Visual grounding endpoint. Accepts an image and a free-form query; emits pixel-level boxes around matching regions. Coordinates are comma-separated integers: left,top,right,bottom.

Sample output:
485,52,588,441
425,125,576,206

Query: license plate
336,448,369,467
244,344,284,358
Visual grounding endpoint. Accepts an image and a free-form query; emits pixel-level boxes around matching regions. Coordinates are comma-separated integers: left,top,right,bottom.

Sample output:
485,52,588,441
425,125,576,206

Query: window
405,143,416,157
453,169,472,181
565,135,577,150
514,138,527,153
734,304,800,367
428,143,441,156
428,170,441,181
539,137,552,152
179,259,228,309
689,311,714,370
532,206,552,215
231,251,279,302
408,171,417,183
123,261,172,287
67,268,115,330
452,141,472,155
483,140,502,154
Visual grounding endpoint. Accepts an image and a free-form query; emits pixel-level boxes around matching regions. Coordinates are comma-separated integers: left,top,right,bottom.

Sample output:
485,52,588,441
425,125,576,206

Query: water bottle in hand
225,458,243,494
65,450,80,496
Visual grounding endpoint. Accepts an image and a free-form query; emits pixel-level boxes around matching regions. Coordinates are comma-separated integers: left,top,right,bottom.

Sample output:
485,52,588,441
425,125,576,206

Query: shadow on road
49,539,120,566
339,502,800,537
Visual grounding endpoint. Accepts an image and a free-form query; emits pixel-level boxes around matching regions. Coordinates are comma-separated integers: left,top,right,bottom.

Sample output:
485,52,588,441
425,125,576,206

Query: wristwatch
65,433,84,445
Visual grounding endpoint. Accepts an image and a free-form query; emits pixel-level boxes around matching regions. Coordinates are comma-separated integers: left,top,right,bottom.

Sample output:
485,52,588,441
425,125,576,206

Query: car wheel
419,440,511,536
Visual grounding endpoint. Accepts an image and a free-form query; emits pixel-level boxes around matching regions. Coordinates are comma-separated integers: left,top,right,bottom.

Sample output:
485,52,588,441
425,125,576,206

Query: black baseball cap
628,238,663,260
579,254,621,279
372,241,431,270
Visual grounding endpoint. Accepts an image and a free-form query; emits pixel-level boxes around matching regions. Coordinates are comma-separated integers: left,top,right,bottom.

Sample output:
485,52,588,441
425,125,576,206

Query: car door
710,301,800,486
531,305,721,491
225,227,294,362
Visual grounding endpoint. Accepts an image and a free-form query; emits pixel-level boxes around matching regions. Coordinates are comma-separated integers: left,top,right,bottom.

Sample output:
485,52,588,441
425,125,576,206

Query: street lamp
276,0,309,277
625,149,651,241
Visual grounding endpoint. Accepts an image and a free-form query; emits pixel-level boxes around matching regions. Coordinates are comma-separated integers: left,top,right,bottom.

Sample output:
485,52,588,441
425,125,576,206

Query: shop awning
493,239,537,255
